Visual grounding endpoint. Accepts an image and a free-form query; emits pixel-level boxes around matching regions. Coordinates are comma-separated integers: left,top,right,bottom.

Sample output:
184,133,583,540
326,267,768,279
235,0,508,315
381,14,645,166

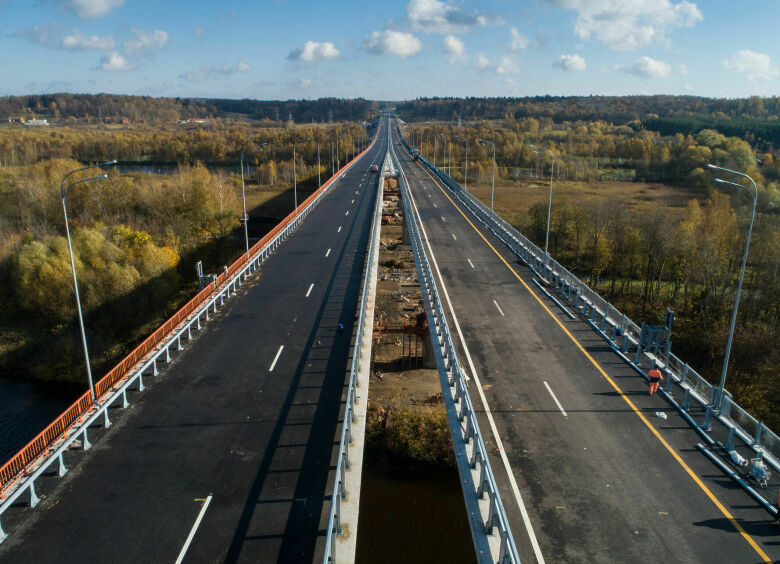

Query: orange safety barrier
0,134,377,497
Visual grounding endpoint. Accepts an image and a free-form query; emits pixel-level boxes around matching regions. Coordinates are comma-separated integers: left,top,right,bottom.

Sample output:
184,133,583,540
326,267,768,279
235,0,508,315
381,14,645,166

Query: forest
0,93,378,125
401,108,779,428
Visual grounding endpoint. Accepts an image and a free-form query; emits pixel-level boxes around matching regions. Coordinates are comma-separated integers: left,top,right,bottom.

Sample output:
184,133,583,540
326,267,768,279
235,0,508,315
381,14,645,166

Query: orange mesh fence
0,134,376,496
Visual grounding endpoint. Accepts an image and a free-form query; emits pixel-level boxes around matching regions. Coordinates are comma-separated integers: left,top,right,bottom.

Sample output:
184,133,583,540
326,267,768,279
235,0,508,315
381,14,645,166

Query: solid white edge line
467,258,475,269
544,381,568,418
402,150,547,564
325,248,331,257
175,494,213,564
306,283,314,297
493,299,505,317
269,345,284,372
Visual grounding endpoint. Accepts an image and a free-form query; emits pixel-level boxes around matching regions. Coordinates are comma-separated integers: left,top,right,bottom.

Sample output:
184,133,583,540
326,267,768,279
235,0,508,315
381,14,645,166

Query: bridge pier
57,453,67,478
27,483,40,508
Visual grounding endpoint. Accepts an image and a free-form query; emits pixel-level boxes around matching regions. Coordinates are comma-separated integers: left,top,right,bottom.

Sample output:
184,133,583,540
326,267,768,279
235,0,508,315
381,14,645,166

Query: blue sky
3,0,779,100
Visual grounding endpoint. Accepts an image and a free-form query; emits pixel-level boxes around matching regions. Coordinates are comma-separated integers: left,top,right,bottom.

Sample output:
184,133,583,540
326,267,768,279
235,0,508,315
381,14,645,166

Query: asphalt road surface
393,130,779,564
0,119,389,564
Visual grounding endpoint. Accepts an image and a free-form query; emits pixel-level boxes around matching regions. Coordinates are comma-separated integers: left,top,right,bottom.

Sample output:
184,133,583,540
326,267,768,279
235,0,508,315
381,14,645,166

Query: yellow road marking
413,161,772,563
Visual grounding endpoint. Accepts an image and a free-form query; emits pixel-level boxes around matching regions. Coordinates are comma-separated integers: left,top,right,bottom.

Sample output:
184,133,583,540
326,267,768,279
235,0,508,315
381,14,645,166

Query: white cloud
724,50,776,81
363,30,422,58
554,53,586,71
179,62,251,82
287,41,341,62
443,34,466,63
623,55,671,78
496,55,520,74
61,30,115,50
678,63,688,75
300,78,312,88
60,0,124,19
407,0,494,34
100,51,134,71
548,0,702,50
122,28,169,57
477,53,491,70
509,28,528,51
193,26,205,41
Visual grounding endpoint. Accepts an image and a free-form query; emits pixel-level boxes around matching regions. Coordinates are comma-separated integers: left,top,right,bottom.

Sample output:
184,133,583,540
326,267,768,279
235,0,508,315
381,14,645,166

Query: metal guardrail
392,133,520,563
0,127,380,544
322,117,387,564
397,125,780,482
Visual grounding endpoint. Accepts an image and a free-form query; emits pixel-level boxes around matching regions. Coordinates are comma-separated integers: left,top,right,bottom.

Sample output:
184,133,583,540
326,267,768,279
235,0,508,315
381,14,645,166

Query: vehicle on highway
369,164,379,173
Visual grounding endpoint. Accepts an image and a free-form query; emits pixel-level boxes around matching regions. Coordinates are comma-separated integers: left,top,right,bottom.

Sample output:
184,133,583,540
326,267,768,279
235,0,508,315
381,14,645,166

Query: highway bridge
0,119,388,563
0,114,778,563
392,127,779,563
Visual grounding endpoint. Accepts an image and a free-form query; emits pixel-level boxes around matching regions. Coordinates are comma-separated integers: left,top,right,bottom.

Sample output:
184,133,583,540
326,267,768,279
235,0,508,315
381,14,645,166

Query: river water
356,453,476,564
114,163,257,176
0,377,79,465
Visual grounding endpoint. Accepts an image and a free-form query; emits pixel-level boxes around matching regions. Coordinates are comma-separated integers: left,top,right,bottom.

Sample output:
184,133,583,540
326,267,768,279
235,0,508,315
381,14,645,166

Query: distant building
24,119,48,126
180,118,207,124
8,117,25,123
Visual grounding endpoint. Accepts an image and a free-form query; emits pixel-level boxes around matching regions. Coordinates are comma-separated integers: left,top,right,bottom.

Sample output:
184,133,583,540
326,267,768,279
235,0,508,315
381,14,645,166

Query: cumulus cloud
59,0,124,19
496,55,520,74
287,41,341,62
554,54,586,71
443,34,466,63
61,30,115,50
363,30,422,58
122,28,169,56
548,0,702,50
100,51,134,71
724,50,776,81
407,0,494,34
678,63,688,75
509,28,528,51
193,26,205,41
623,55,671,78
476,53,491,70
179,62,251,82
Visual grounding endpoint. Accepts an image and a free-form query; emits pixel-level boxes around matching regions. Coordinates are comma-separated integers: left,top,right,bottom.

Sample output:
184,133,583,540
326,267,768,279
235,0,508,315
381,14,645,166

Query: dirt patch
367,174,452,467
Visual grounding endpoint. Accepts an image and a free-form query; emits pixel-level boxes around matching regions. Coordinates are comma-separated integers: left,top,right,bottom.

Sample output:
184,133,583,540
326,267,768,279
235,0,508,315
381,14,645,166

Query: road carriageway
0,120,388,564
393,130,778,564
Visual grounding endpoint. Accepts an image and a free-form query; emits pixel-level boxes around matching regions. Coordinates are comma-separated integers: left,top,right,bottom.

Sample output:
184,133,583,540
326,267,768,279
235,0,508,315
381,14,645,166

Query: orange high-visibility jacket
648,369,663,383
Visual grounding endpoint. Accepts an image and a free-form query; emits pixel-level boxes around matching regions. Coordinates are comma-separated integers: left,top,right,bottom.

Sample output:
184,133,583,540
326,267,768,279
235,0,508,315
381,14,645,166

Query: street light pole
706,163,759,410
61,160,116,403
530,144,555,256
480,139,496,211
317,143,321,188
240,144,266,255
456,137,469,191
292,137,311,210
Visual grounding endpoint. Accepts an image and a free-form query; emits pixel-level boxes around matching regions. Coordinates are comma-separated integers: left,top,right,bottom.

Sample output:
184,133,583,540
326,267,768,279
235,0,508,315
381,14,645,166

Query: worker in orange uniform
648,362,664,395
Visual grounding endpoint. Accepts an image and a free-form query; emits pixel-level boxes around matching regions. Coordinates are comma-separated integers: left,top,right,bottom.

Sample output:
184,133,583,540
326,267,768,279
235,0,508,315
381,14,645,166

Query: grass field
462,177,704,220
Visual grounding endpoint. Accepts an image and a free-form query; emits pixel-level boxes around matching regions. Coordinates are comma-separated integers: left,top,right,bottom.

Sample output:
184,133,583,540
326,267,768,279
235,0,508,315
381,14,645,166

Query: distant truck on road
369,164,379,173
